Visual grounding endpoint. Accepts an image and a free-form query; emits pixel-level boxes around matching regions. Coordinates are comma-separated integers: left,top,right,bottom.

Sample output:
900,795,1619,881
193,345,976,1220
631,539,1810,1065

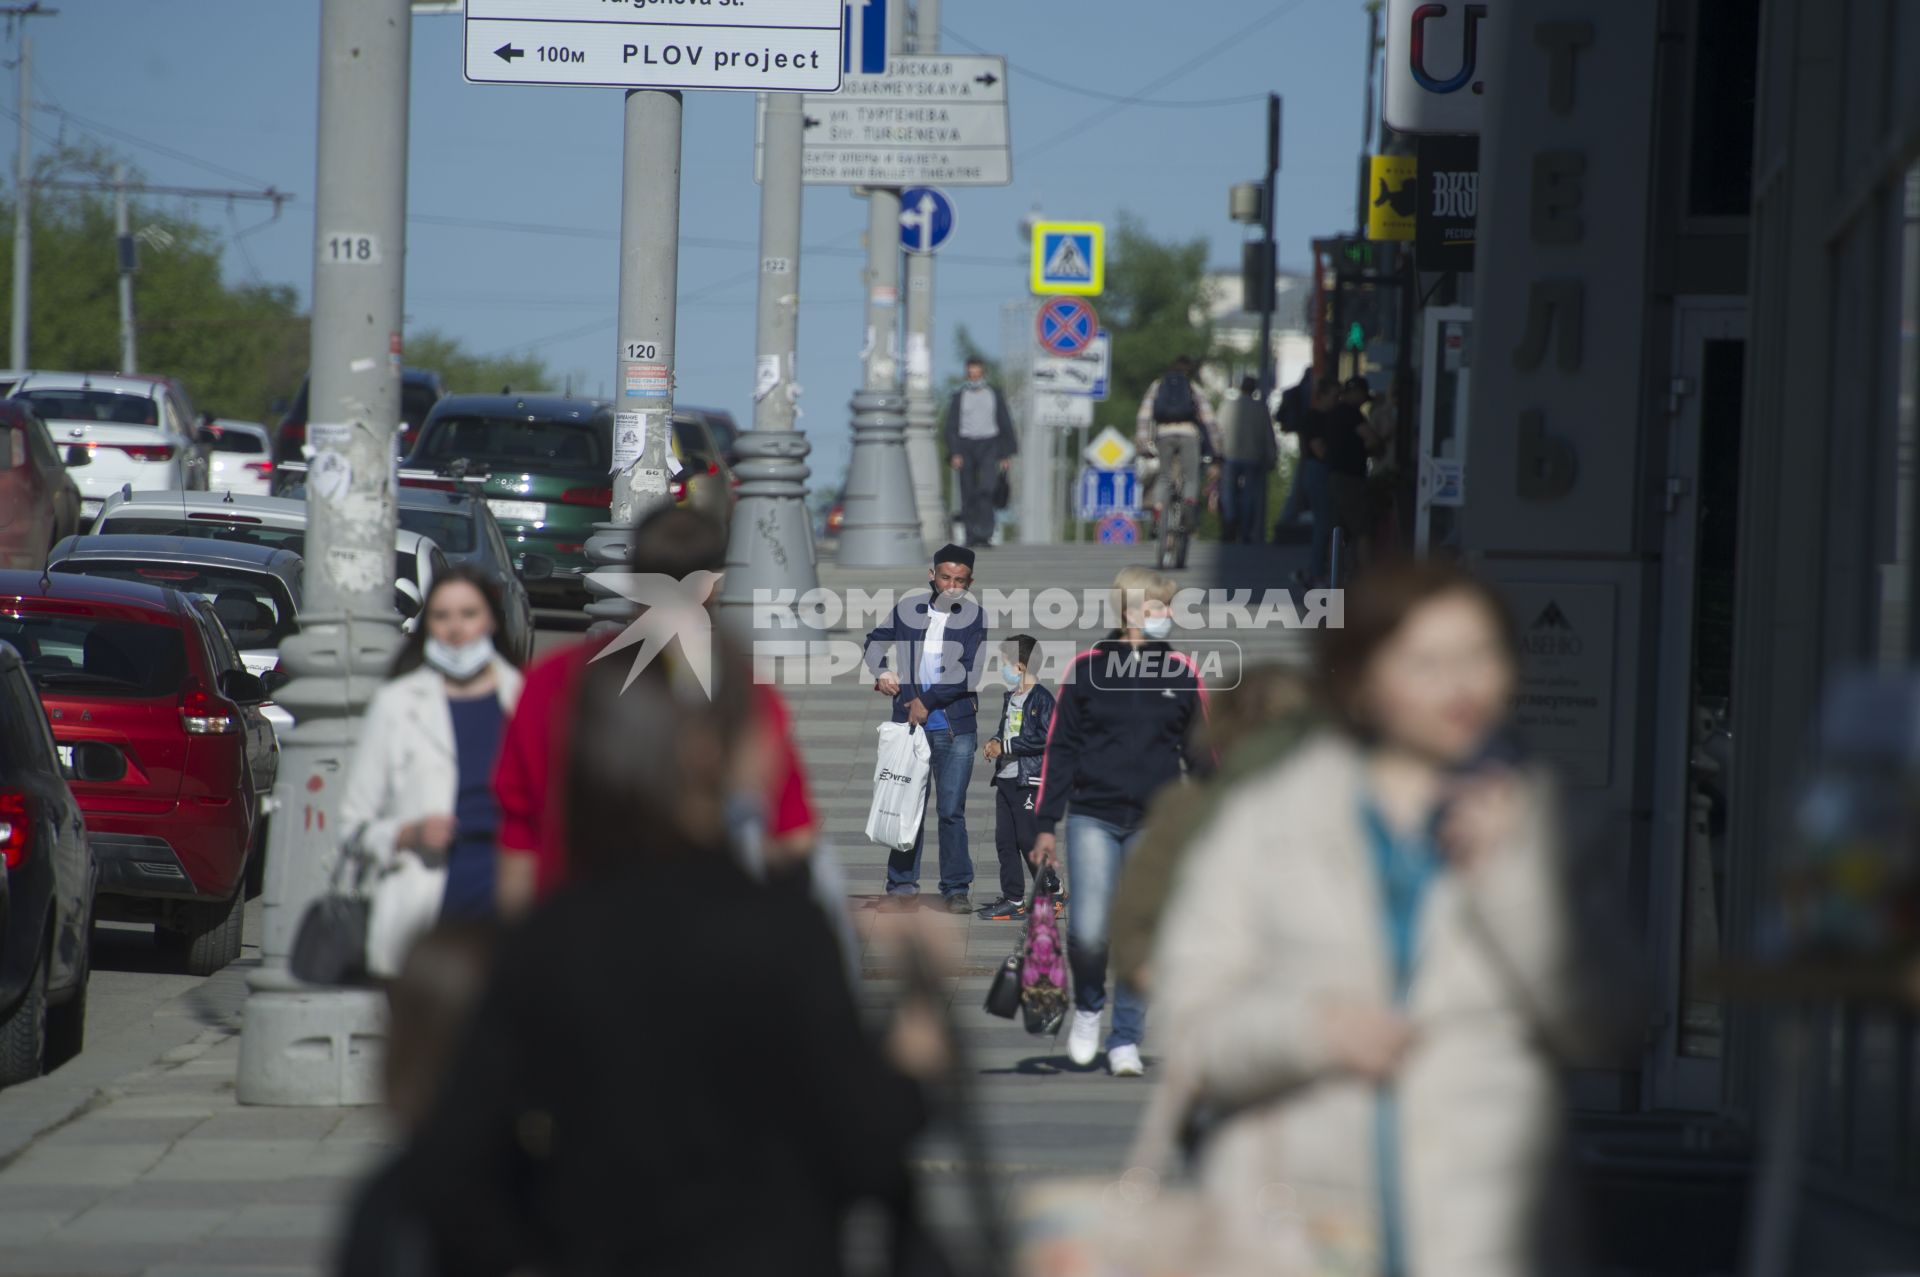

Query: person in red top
493,507,818,914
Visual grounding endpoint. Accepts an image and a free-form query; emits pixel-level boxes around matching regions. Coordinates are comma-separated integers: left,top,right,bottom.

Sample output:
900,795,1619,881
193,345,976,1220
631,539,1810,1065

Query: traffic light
1345,321,1366,352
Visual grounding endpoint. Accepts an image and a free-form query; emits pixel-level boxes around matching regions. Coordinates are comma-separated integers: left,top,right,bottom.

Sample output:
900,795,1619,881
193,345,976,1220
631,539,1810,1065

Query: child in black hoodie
979,634,1058,920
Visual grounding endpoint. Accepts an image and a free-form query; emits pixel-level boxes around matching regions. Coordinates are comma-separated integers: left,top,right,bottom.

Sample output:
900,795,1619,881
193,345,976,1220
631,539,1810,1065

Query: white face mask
424,634,495,681
1141,616,1173,640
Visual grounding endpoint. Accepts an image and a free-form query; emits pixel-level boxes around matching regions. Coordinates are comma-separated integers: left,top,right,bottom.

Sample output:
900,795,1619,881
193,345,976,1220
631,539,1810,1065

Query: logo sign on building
464,0,844,93
1033,330,1110,399
1500,582,1616,788
1030,221,1105,295
1383,0,1497,135
1035,296,1098,357
1034,392,1094,430
898,186,955,254
1077,467,1140,519
758,54,1012,187
1416,135,1479,271
1366,155,1419,241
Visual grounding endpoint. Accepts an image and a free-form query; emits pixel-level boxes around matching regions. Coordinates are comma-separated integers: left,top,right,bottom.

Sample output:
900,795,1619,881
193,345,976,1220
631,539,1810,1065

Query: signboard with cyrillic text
755,54,1012,186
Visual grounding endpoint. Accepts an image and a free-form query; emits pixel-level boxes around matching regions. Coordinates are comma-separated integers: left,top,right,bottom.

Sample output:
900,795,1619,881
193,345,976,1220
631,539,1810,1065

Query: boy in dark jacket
978,634,1058,920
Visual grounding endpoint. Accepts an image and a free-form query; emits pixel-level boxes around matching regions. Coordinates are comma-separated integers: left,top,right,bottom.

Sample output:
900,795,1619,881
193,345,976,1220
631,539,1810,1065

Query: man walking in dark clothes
944,358,1018,548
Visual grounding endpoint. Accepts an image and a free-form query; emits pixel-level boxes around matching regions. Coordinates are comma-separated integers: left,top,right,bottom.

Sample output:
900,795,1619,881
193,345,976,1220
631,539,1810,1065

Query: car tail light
244,461,273,478
136,567,200,582
560,486,612,507
554,542,584,554
180,683,236,735
118,443,177,462
0,790,29,869
669,478,687,501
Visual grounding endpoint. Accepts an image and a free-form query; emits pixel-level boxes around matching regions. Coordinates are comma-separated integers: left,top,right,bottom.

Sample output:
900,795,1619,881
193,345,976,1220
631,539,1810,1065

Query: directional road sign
843,0,887,74
1036,296,1098,358
464,0,844,93
755,54,1012,186
1030,221,1104,295
899,186,954,254
1032,330,1110,399
1034,392,1094,430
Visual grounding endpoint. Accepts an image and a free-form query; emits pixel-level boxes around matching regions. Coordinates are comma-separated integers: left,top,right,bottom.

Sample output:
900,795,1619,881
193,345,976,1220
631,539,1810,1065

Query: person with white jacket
1153,560,1636,1277
342,564,524,938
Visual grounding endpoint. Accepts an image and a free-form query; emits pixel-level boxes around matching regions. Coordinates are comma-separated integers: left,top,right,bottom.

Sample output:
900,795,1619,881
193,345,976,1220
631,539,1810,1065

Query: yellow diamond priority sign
1083,426,1135,471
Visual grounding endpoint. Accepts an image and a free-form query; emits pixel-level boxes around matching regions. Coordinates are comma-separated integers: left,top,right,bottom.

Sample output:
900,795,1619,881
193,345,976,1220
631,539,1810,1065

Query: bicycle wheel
1156,481,1181,570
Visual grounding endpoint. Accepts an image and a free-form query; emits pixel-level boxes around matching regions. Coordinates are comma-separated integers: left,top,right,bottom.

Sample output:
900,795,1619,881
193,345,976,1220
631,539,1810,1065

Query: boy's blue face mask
1002,666,1023,688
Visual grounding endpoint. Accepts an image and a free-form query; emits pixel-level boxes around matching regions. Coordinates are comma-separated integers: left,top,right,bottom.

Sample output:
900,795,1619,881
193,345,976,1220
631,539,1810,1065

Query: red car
0,572,276,975
0,399,83,565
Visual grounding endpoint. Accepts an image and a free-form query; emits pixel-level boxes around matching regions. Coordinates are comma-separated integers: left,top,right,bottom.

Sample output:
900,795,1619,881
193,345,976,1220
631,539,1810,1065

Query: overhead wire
939,25,1269,109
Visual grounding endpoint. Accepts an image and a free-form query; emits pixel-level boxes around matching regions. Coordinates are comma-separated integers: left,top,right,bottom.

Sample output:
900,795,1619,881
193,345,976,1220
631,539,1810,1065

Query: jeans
1222,461,1270,545
886,728,977,897
1064,813,1148,1049
1273,456,1309,535
1302,457,1333,581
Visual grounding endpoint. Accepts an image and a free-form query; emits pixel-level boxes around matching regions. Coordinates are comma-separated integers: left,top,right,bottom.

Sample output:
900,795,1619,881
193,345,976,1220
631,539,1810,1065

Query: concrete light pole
835,0,921,567
237,0,409,1106
584,88,683,625
900,0,946,550
714,91,823,646
112,165,135,374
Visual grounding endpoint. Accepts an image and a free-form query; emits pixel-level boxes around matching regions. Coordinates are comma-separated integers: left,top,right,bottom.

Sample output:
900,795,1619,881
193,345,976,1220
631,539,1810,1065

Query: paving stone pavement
0,538,1309,1275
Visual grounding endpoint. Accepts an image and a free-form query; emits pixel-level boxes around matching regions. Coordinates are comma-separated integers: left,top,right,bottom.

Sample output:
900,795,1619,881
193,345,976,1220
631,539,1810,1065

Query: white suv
13,372,210,522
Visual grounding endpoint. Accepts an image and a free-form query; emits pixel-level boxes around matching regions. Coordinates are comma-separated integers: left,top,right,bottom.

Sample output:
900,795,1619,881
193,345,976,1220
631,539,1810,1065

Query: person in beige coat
1153,560,1636,1277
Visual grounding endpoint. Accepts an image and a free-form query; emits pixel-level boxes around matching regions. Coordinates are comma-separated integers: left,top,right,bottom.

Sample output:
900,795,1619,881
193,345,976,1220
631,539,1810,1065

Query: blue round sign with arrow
899,187,955,255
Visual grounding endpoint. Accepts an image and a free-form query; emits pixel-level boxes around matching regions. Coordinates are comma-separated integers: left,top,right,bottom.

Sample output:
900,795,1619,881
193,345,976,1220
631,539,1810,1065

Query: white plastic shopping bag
364,851,447,980
865,721,932,851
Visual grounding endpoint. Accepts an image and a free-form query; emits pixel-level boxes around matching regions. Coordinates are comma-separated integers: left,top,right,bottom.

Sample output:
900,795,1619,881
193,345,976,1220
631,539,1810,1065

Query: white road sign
755,54,1012,186
1033,392,1094,430
1032,331,1110,399
465,0,844,93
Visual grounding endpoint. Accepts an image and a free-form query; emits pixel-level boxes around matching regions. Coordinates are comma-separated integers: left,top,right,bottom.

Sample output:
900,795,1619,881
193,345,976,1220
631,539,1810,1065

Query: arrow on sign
804,115,821,130
495,43,525,62
974,72,999,86
902,190,939,253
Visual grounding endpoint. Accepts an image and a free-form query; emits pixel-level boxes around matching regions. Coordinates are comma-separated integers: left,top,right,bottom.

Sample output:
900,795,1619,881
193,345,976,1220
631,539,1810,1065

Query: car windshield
0,615,187,697
206,429,265,454
672,420,718,468
55,564,298,650
93,516,306,555
16,389,158,426
396,507,475,554
418,415,607,470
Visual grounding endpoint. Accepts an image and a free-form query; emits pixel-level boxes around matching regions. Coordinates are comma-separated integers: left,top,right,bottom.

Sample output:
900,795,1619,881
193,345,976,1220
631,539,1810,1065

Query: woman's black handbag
983,948,1023,1019
290,839,373,986
992,470,1011,510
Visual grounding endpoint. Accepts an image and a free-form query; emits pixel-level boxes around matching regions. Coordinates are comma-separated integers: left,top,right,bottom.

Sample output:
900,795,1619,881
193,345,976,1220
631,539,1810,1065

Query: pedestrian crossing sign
1030,221,1105,296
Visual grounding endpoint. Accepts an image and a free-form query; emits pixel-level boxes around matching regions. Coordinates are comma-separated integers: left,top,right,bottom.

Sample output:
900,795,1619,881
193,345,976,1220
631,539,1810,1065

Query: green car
404,393,734,607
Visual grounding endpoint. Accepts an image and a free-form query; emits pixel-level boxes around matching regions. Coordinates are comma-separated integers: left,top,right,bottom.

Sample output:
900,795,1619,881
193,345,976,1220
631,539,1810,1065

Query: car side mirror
68,741,127,783
259,668,292,698
394,578,423,620
63,444,91,468
218,669,269,706
517,552,555,583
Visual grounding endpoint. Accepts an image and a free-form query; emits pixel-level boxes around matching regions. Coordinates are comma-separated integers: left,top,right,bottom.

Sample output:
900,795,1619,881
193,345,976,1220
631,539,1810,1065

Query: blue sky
45,0,1369,485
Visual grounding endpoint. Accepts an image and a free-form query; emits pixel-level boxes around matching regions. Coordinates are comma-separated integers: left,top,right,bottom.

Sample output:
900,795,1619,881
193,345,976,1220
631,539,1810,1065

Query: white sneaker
1067,1010,1102,1066
1108,1044,1145,1077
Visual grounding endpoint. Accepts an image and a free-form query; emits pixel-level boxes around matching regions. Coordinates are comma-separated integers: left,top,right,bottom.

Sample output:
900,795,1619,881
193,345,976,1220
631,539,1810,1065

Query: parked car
394,488,539,664
271,367,446,488
0,571,273,975
401,394,732,607
0,370,30,396
0,641,96,1086
12,372,210,521
46,535,302,735
670,412,738,523
202,419,274,499
678,404,740,466
88,490,441,633
0,399,83,565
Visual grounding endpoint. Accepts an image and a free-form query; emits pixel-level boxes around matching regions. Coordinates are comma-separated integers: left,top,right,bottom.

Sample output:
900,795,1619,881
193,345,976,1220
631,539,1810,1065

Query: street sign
1030,221,1104,295
898,186,954,255
464,0,844,93
843,0,887,74
1082,426,1135,471
1366,154,1418,241
1077,467,1140,519
1035,296,1097,357
757,55,1013,187
1095,513,1139,544
1383,0,1498,135
1032,330,1110,399
1034,392,1094,429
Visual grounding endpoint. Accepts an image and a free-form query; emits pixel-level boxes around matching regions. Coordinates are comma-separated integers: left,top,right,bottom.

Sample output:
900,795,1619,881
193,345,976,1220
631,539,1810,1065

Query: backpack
1275,380,1307,435
1151,371,1200,425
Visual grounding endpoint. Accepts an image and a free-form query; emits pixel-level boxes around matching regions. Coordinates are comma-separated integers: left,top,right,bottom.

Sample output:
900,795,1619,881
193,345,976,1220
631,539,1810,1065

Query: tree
403,330,552,396
1093,216,1223,436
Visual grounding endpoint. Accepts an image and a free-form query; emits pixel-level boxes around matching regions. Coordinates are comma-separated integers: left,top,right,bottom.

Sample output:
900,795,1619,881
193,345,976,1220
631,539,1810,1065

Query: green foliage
403,330,552,396
1094,215,1223,436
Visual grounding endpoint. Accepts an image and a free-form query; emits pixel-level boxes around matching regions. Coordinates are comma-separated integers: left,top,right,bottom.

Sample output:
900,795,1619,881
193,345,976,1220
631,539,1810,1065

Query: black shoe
977,896,1028,921
945,893,975,915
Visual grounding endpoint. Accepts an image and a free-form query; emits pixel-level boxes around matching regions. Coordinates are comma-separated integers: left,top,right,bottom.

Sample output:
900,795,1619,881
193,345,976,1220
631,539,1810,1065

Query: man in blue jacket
863,544,988,912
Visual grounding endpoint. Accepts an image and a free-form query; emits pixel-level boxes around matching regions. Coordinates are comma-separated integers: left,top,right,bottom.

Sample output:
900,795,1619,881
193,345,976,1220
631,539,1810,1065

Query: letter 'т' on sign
1030,221,1105,295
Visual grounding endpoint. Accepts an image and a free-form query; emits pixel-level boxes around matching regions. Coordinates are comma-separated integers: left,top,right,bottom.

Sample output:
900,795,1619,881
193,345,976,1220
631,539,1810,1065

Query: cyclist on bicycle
1135,355,1217,534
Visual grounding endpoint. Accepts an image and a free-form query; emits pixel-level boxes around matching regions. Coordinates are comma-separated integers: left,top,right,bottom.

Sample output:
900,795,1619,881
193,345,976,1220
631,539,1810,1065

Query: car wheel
45,908,93,1069
0,958,47,1088
222,887,246,964
165,890,244,977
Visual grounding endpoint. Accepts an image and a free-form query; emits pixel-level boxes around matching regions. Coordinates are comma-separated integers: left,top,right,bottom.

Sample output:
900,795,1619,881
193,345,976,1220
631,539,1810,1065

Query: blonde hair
1109,565,1177,630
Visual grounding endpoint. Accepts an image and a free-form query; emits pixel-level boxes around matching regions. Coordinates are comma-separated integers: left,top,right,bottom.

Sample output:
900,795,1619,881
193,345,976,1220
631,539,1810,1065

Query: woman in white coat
342,564,523,935
1153,560,1634,1277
